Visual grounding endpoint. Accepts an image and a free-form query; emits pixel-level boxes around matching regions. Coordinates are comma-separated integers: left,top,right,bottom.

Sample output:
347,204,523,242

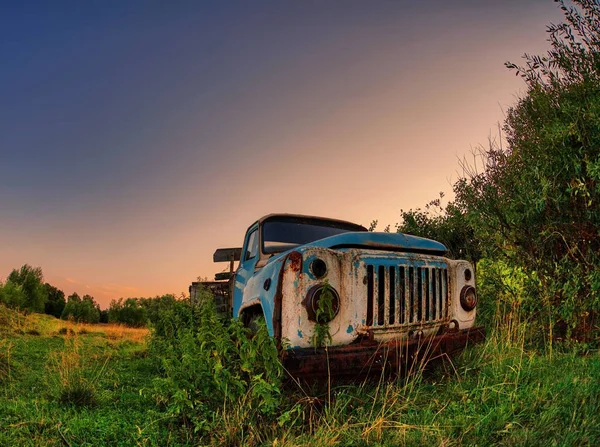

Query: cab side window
245,229,258,261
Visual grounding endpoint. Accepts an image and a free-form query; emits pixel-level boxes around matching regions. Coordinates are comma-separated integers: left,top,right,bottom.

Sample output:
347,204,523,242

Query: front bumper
283,325,486,378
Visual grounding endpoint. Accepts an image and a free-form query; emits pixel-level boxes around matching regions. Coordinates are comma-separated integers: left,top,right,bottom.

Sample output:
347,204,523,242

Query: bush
149,298,283,443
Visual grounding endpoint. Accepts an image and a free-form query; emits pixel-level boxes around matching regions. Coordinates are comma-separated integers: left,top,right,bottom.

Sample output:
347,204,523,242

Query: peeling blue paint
361,319,366,325
346,325,354,334
297,329,303,339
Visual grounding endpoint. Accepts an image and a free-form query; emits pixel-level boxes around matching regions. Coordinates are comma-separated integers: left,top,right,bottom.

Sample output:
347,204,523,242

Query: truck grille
366,264,449,327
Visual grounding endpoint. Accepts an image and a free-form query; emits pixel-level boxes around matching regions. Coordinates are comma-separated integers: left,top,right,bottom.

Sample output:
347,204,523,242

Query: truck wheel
247,313,266,337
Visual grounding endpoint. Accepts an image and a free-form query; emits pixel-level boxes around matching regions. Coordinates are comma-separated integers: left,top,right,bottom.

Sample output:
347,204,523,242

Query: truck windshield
262,218,366,254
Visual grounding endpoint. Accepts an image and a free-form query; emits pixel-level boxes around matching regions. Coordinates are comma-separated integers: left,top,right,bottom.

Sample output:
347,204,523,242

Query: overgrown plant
47,334,111,407
0,339,12,385
149,297,283,443
398,0,600,345
312,281,336,348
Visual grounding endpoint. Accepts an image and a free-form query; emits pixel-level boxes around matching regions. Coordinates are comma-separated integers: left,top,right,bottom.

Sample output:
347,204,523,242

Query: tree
61,292,101,323
108,298,147,327
397,193,482,264
44,283,66,318
6,264,47,312
454,0,600,341
0,280,26,309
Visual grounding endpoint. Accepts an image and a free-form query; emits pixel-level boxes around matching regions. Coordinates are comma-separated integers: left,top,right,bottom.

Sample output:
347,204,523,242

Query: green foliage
44,283,65,318
312,281,336,348
456,0,600,342
0,280,26,310
139,294,178,324
104,294,179,327
149,297,283,442
3,264,47,312
400,0,600,343
397,192,482,263
47,336,111,407
0,339,12,384
2,299,600,446
61,293,101,324
108,298,147,327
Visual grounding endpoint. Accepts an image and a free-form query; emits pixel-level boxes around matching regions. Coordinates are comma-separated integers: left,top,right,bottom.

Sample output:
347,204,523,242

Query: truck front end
276,242,484,377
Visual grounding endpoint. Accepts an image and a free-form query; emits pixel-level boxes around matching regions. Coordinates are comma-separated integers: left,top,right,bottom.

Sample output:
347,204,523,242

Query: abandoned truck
190,213,485,377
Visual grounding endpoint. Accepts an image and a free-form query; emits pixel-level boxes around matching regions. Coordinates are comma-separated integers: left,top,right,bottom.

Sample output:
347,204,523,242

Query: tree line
0,264,181,326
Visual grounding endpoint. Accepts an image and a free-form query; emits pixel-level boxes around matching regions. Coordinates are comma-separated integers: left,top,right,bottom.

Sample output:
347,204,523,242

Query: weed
46,335,111,407
312,281,336,348
150,299,283,443
0,339,12,384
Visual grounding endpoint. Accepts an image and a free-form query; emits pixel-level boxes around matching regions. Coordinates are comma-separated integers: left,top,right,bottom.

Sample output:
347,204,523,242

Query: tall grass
46,333,112,407
146,293,600,446
1,297,599,445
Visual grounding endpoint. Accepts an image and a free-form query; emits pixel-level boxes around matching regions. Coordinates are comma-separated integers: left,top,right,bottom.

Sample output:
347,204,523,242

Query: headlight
310,258,327,278
302,284,340,323
460,285,478,311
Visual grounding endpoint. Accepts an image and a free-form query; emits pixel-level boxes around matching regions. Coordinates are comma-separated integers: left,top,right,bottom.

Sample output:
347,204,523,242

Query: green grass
0,304,599,446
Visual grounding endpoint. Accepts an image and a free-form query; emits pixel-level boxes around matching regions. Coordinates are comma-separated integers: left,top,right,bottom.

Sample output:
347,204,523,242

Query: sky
0,0,565,308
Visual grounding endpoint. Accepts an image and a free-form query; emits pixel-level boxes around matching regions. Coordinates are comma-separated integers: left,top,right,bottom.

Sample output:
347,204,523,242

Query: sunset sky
0,1,564,308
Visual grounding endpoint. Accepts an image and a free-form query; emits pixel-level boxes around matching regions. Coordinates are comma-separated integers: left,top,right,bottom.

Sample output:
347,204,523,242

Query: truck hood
265,232,447,266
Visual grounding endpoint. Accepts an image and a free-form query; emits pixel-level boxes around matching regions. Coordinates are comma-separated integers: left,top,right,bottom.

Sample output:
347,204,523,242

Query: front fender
237,254,297,336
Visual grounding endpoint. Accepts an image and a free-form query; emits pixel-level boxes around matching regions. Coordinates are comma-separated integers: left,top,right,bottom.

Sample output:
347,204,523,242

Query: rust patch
284,326,485,379
273,251,302,347
288,250,302,273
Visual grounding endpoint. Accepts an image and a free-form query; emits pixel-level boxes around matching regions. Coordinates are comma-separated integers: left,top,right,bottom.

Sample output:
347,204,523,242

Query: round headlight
460,285,478,311
302,284,340,323
310,258,327,278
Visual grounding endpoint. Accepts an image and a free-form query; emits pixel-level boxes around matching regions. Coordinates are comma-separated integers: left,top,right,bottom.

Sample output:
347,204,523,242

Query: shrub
149,298,283,443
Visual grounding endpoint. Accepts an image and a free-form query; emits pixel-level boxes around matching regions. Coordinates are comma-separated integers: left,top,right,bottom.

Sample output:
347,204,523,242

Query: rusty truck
190,213,485,377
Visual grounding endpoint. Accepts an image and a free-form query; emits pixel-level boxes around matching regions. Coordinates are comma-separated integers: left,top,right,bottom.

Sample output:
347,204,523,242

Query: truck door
232,224,259,317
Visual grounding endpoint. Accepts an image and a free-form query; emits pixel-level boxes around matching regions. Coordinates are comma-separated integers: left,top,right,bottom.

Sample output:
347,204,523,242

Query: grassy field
1,304,599,446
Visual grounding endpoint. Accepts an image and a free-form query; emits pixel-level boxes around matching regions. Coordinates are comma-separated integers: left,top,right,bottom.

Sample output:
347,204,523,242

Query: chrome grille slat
367,263,449,328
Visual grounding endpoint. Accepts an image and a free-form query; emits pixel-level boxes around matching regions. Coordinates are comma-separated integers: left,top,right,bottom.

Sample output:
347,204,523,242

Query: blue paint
297,329,303,339
346,325,354,334
362,319,366,325
300,232,447,253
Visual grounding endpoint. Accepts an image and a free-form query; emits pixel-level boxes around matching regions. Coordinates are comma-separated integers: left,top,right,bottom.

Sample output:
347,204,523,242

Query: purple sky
0,1,564,307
